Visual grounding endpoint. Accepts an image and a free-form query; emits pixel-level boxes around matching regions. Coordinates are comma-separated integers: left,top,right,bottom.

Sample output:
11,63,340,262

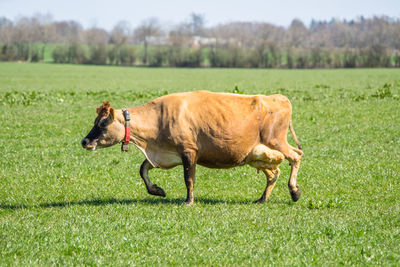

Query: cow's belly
196,160,245,169
142,147,182,169
197,144,284,170
197,146,250,169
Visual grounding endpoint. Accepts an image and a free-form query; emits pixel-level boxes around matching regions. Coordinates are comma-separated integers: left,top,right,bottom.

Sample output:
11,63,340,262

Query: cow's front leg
254,168,280,203
139,159,166,197
182,149,197,205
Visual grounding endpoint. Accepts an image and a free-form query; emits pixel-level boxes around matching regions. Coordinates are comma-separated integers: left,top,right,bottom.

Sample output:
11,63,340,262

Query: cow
81,91,303,205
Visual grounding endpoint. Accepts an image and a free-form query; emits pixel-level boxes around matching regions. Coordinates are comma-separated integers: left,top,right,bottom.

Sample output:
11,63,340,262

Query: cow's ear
110,107,116,120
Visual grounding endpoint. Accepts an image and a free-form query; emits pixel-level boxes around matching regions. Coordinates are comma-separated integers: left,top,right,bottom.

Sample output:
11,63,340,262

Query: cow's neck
119,104,158,150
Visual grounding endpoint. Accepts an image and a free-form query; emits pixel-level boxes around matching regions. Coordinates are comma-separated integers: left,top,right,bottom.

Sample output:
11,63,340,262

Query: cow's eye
99,120,108,128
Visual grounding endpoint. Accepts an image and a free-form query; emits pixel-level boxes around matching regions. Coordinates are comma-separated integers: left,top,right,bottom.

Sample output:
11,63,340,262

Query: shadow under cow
0,197,280,210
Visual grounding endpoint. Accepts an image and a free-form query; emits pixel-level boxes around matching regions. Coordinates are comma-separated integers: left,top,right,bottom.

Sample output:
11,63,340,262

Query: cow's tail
289,119,302,152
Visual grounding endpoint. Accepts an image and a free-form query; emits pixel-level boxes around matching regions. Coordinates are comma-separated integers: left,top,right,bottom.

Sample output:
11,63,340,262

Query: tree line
1,14,399,68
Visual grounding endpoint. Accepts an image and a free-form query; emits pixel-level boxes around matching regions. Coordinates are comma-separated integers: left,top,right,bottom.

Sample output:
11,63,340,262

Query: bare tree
52,20,83,43
0,17,14,44
109,21,131,65
31,14,55,61
287,18,308,48
110,21,131,45
85,27,108,46
85,27,109,64
188,13,205,36
168,23,192,46
12,16,37,60
134,18,161,64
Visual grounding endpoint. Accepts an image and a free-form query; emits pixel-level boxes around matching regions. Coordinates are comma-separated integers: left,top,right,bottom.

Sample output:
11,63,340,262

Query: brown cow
81,91,303,205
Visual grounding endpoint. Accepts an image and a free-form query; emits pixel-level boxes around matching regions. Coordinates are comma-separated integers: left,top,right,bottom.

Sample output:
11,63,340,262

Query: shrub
148,47,166,67
52,45,69,63
89,45,107,65
286,49,294,69
246,49,262,68
68,43,87,64
119,46,135,65
15,43,30,61
107,45,117,65
209,49,233,67
0,44,17,61
363,44,387,67
296,52,310,68
168,47,203,67
30,46,40,62
343,49,358,68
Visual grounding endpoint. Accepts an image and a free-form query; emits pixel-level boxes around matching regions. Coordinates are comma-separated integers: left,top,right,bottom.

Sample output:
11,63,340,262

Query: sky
1,0,399,30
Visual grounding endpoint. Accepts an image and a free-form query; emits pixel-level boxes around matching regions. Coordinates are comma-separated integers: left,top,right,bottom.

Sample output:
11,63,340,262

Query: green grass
1,63,400,265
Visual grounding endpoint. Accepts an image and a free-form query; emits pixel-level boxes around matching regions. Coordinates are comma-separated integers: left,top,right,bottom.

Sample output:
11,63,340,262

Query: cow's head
81,101,125,150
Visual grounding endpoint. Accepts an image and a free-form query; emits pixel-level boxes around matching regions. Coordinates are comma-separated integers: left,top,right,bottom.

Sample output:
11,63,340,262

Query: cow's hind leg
288,154,301,202
254,168,280,203
269,142,303,202
139,159,166,197
282,146,302,202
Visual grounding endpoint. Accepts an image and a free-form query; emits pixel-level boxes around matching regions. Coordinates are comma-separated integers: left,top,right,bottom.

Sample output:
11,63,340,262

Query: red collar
121,109,131,152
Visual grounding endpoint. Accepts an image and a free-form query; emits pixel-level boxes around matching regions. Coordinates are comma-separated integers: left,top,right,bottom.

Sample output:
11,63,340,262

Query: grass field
1,63,399,265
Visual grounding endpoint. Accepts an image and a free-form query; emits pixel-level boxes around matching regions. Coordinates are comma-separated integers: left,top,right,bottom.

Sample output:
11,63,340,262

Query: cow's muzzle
81,138,97,150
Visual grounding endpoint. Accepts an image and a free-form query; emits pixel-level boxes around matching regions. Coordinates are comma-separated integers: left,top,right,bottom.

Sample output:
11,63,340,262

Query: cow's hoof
253,198,266,204
148,184,166,197
290,189,301,202
183,198,194,205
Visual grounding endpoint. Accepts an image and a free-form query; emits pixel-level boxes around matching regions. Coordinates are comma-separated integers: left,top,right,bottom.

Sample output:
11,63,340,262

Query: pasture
0,63,399,265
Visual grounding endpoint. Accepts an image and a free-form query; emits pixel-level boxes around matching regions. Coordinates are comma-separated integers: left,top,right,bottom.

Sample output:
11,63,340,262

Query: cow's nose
81,138,89,148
